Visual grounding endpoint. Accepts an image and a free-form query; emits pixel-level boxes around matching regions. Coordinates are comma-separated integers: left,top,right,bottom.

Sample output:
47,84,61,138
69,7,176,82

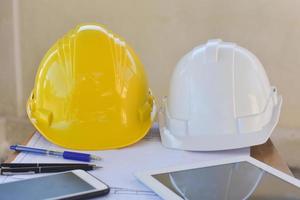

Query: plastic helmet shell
27,24,156,150
159,39,282,151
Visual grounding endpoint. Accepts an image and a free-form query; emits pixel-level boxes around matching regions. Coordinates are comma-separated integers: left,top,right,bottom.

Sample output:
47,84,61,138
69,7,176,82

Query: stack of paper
1,125,249,200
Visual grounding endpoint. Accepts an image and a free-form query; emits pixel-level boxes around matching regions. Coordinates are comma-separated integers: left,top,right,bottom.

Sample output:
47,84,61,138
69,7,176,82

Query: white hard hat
159,39,282,151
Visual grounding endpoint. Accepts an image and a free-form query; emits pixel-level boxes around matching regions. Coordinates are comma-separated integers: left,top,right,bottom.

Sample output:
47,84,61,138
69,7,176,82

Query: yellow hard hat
27,24,156,150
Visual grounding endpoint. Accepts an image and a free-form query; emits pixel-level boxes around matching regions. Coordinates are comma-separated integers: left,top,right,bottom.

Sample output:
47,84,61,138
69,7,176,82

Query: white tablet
136,156,300,200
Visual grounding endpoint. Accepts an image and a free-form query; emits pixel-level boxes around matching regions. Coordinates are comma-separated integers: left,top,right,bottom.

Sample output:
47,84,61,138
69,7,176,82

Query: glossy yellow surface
27,24,156,150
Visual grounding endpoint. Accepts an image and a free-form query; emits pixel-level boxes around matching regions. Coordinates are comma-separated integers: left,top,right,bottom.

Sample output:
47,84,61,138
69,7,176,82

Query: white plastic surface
135,156,300,200
160,39,282,151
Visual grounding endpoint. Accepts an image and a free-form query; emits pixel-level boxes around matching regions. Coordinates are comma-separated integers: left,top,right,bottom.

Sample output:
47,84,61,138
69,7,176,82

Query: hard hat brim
27,92,157,150
159,96,282,151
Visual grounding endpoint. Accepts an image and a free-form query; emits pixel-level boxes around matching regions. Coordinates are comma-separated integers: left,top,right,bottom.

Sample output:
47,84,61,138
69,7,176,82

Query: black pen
0,165,101,175
0,163,94,168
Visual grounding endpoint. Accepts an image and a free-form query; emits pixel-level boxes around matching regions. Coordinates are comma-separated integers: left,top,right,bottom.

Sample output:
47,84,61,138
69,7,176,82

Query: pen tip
90,155,101,161
93,165,102,170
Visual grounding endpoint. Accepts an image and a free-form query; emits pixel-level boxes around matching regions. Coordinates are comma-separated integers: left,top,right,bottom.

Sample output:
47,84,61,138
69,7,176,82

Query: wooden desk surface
6,133,293,176
251,139,293,176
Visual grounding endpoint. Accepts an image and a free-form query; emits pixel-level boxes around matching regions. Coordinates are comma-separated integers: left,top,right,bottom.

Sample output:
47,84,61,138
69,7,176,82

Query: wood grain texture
5,132,34,163
251,139,293,176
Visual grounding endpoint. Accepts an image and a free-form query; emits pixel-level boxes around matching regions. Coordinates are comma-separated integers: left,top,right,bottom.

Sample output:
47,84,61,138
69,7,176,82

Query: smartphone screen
0,171,108,200
152,161,300,200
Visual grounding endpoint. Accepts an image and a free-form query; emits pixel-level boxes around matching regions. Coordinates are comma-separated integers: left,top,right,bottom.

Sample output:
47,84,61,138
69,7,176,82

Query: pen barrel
11,145,47,154
41,166,94,173
0,163,90,168
1,166,94,175
10,145,99,162
1,167,40,175
63,151,91,162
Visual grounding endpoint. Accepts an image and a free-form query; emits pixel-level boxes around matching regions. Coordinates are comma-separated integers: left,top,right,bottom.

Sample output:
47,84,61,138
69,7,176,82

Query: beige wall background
0,0,16,116
1,0,300,128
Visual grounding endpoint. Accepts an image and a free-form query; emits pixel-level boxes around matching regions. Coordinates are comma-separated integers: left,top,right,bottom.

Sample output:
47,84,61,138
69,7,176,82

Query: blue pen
10,145,101,162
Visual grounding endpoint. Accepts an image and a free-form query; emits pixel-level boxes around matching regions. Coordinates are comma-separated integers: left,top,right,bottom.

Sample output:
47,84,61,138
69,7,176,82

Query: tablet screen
152,161,300,200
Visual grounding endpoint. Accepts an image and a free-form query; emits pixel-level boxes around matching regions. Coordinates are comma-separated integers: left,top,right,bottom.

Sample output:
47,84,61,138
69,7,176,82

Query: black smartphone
0,169,109,200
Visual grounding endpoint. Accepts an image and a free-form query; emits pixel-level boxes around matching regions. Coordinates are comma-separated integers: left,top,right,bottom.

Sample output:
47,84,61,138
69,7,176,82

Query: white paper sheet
1,125,249,199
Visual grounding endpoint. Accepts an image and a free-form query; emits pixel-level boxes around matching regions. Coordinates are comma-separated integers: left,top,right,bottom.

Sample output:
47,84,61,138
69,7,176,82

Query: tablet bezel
46,170,109,200
135,156,300,200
